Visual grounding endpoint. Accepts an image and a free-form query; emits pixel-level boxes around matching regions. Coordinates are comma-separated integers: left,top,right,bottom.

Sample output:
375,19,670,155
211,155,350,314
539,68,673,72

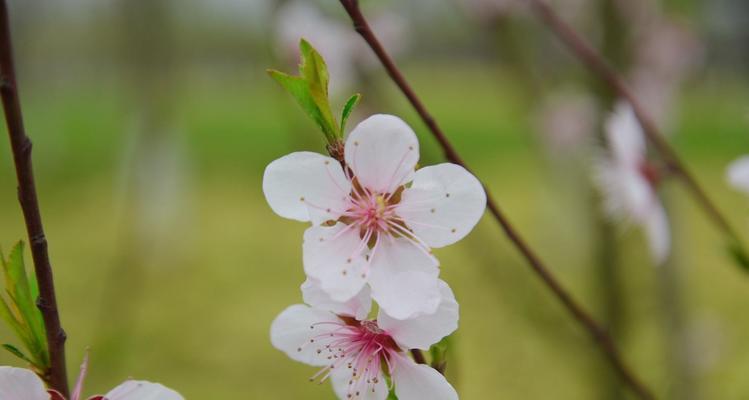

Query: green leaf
340,93,361,133
0,297,27,343
0,242,49,369
2,343,34,364
727,240,749,272
387,389,399,400
429,335,451,371
268,70,336,141
268,39,349,145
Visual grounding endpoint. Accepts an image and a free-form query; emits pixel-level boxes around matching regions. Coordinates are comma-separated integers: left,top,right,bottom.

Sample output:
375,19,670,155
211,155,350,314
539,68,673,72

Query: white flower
594,101,670,265
0,366,183,400
726,155,749,195
270,279,459,400
263,114,486,319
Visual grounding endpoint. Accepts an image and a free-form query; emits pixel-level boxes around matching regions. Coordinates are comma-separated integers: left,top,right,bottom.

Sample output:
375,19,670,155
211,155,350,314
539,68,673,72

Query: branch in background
0,1,69,396
337,1,655,399
527,0,743,252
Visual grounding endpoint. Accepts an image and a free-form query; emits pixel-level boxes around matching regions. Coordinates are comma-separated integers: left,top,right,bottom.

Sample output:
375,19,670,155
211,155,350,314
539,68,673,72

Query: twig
337,1,654,399
0,1,69,396
527,0,741,245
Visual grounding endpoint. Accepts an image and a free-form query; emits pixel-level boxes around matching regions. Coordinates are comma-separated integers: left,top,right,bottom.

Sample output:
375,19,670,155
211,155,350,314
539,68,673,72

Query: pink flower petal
398,163,486,248
344,115,419,194
378,280,459,350
263,151,351,224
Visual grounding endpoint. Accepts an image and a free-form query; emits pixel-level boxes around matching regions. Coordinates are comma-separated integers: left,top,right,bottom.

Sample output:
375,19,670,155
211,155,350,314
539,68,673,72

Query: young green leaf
2,343,34,364
267,70,337,141
268,39,351,144
340,93,361,134
429,335,451,372
0,242,49,369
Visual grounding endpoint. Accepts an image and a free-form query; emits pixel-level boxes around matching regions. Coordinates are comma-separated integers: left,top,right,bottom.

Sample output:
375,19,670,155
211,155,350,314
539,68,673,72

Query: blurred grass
0,61,748,398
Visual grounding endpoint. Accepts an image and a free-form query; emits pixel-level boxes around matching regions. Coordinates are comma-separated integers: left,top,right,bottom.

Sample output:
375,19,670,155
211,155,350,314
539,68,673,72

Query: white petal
302,277,372,320
344,115,419,194
378,280,459,350
621,169,655,221
330,366,388,400
263,152,352,224
726,156,749,194
606,101,645,167
303,223,369,302
103,380,183,400
270,304,344,367
0,367,49,400
643,202,671,266
368,237,441,320
392,355,458,400
398,163,486,248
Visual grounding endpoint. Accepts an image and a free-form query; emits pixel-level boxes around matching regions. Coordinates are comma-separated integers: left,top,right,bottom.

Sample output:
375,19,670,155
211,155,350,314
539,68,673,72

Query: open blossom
263,114,486,319
0,366,183,400
594,102,670,265
271,278,459,400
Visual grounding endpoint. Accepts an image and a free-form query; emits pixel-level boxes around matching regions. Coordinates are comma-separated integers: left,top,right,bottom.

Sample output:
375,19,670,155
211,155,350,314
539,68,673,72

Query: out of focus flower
630,19,703,131
535,90,598,156
271,279,459,400
263,114,486,319
0,366,183,400
726,156,749,194
594,102,670,265
275,1,406,97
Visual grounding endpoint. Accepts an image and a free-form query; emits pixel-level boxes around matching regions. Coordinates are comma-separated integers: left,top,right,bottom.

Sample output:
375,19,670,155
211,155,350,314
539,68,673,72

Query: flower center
639,161,660,187
342,180,403,238
305,318,399,398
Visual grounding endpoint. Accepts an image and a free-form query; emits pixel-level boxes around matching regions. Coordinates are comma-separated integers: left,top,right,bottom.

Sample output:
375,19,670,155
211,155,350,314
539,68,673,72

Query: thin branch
337,1,655,399
0,1,69,396
527,0,741,245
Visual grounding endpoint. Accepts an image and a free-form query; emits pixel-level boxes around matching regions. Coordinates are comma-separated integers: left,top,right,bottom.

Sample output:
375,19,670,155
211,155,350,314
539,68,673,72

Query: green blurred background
1,0,749,398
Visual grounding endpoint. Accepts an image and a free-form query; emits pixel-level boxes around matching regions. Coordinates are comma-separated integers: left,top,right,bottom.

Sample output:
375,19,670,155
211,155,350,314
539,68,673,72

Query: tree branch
0,1,69,396
337,1,654,399
527,0,741,246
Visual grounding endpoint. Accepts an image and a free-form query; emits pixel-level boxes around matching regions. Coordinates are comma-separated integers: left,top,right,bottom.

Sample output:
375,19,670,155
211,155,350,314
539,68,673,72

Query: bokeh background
1,0,748,398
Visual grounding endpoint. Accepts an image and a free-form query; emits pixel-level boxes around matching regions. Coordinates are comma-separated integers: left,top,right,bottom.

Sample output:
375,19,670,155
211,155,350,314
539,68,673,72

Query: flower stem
337,1,654,399
0,1,69,396
526,0,742,249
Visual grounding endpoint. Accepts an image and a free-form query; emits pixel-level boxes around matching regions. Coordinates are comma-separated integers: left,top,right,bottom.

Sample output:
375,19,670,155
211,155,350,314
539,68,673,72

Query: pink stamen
303,318,401,398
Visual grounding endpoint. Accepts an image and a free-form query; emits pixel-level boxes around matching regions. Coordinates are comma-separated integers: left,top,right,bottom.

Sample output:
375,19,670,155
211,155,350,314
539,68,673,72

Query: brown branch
527,0,740,245
338,1,655,399
0,1,69,396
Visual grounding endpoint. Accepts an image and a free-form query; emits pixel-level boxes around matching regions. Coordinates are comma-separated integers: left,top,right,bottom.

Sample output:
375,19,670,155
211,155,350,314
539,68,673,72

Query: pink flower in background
271,279,459,400
263,114,486,319
0,366,183,400
594,102,670,265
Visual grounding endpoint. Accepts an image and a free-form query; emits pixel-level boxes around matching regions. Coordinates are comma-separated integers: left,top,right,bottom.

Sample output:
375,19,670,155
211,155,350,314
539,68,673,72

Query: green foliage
0,242,49,371
267,39,361,145
340,93,362,134
429,335,451,371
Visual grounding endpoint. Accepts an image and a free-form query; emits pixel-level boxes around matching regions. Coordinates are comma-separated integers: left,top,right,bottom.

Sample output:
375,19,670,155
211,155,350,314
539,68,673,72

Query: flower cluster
264,114,486,399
